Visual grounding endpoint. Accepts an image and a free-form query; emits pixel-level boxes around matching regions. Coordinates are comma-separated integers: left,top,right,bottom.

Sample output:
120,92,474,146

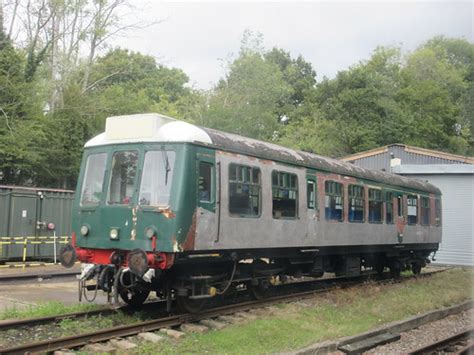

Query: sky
112,1,473,90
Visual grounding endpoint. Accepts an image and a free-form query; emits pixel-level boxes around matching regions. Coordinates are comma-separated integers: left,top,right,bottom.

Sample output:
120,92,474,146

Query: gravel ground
362,308,474,354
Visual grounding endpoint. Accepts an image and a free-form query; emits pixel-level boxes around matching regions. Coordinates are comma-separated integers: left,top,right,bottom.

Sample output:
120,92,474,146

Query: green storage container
0,185,74,262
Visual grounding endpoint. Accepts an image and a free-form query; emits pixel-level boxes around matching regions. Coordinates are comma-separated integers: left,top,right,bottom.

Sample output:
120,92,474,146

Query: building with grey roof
341,144,473,266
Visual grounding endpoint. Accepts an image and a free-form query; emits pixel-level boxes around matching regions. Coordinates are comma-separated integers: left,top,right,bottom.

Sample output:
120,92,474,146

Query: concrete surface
0,280,109,312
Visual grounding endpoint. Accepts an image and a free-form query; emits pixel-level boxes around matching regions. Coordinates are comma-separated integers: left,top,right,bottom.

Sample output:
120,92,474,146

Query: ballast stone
160,328,186,339
109,338,137,350
200,319,227,330
84,343,117,354
180,323,209,333
217,315,247,324
138,332,164,343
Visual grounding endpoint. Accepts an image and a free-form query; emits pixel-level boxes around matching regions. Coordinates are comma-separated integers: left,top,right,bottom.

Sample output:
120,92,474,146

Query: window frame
397,194,404,218
138,148,176,207
306,178,318,210
106,149,140,206
407,194,418,225
368,188,383,224
80,152,108,207
198,161,214,204
324,180,344,222
348,184,365,223
271,170,298,219
228,163,262,218
420,196,430,226
385,191,394,224
435,198,442,227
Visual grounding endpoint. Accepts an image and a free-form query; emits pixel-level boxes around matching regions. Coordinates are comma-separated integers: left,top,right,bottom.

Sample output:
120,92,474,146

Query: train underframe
64,244,437,313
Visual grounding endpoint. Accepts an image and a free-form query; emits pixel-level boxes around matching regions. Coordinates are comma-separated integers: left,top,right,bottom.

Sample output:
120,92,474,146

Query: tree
0,25,44,184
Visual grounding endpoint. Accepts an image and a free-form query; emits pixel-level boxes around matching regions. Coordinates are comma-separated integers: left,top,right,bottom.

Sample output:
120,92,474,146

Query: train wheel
177,296,207,313
119,287,150,308
248,279,270,300
389,260,401,278
411,262,422,275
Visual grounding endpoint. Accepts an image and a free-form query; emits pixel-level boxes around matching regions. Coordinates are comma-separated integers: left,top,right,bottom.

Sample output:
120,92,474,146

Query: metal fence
0,235,70,268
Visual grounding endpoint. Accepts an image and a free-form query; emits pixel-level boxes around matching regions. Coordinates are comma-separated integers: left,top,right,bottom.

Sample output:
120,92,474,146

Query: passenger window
421,196,430,226
325,181,343,221
435,198,442,226
407,195,418,225
198,162,212,202
368,189,383,223
385,192,394,224
307,179,317,209
272,171,298,219
397,195,404,218
348,185,365,222
107,151,139,205
229,164,261,217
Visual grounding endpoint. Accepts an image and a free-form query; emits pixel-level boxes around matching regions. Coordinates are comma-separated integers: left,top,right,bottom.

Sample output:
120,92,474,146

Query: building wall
348,145,468,171
400,174,473,266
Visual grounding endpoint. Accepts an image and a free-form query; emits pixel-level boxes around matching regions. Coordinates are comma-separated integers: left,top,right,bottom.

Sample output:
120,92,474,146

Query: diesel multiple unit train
60,113,442,312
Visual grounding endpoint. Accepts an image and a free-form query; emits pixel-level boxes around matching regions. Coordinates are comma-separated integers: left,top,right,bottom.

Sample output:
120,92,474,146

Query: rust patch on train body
181,211,197,251
153,207,176,219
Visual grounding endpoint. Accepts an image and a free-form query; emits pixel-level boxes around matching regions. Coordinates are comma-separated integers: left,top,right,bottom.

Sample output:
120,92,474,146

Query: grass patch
0,301,101,320
139,267,473,354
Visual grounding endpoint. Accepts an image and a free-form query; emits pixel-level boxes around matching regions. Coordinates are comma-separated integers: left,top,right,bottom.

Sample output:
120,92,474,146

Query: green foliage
204,50,292,140
0,28,472,188
0,31,45,184
288,39,474,157
202,32,317,142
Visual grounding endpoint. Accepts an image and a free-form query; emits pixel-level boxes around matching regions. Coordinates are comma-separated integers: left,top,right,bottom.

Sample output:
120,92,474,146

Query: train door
395,193,407,243
306,169,319,239
196,148,219,245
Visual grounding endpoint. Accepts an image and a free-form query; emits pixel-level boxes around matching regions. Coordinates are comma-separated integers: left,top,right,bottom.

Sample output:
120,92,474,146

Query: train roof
85,113,441,194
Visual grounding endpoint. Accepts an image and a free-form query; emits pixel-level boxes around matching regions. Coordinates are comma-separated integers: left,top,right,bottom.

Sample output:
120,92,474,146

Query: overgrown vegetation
139,268,473,354
0,2,473,189
0,301,100,320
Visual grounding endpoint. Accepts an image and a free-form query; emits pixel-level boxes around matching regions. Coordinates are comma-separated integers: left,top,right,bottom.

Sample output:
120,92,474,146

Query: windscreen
107,151,139,205
139,149,176,206
80,153,107,206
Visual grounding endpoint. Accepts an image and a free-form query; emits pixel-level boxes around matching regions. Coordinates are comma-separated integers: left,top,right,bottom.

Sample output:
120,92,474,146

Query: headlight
145,227,156,239
80,225,89,236
110,228,119,240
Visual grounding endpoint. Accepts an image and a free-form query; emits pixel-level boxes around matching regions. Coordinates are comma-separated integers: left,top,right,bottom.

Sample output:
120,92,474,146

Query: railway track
0,269,448,354
408,328,474,354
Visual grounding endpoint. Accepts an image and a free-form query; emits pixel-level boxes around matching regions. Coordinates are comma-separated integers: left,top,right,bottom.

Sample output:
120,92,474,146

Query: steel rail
0,269,447,355
408,328,474,355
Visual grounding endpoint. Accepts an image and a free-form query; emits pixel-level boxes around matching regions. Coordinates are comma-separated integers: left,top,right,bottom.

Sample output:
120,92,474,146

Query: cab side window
198,162,212,202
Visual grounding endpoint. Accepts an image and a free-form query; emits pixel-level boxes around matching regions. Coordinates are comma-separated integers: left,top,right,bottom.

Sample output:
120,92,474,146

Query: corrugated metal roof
393,165,474,175
341,144,474,165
